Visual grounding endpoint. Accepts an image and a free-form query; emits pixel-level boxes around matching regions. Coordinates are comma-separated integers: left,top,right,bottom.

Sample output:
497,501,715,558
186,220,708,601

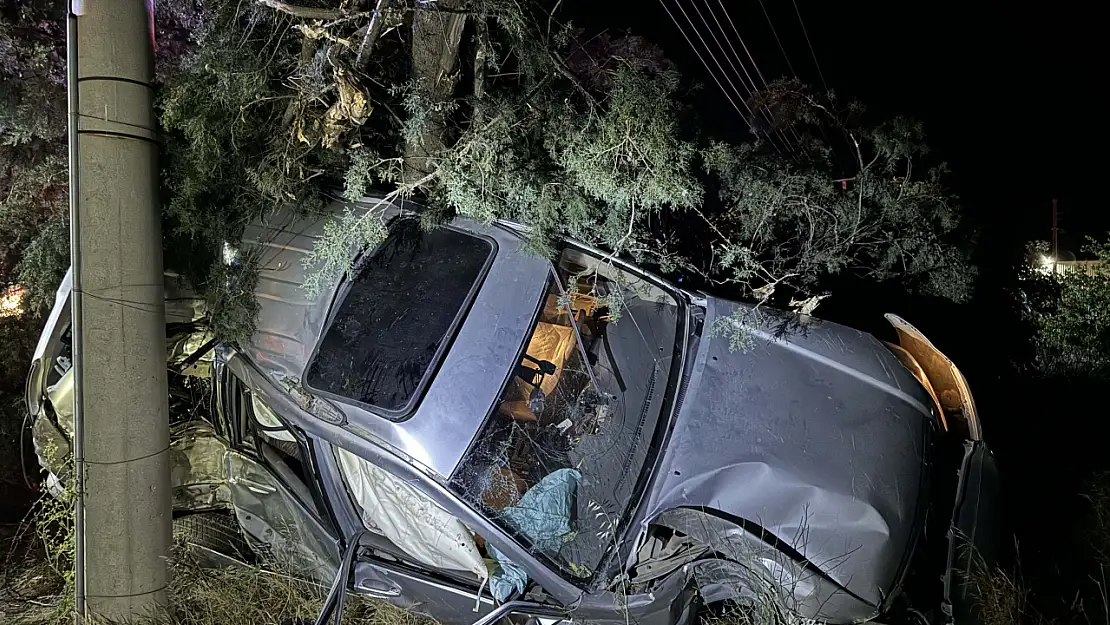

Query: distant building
1037,258,1109,276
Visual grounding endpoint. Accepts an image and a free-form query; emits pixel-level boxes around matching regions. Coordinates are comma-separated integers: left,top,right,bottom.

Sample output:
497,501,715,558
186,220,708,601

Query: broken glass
451,247,680,585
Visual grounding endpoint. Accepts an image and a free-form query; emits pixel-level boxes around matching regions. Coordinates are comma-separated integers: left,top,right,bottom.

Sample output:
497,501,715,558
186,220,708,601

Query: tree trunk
403,0,468,183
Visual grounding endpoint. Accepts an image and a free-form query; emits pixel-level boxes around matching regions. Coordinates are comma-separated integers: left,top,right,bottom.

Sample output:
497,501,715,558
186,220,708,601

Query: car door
216,364,342,584
326,442,704,625
319,443,509,623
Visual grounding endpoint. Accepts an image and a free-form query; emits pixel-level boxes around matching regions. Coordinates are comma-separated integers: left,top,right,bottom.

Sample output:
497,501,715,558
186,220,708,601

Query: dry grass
970,564,1032,625
1085,472,1110,568
1,518,69,625
967,557,1110,625
164,551,433,625
699,603,819,625
2,535,436,625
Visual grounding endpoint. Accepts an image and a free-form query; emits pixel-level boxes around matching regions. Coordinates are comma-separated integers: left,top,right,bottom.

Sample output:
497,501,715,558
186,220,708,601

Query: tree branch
550,52,599,108
473,16,489,123
356,0,393,68
257,0,343,20
547,0,563,42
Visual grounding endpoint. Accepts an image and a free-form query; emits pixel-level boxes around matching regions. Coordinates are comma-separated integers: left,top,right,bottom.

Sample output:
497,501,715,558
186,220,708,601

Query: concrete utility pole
68,0,172,621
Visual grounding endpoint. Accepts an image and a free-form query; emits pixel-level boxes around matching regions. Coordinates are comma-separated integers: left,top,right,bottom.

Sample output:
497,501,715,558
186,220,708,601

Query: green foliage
1025,238,1110,378
343,147,389,202
701,80,973,306
292,19,971,312
0,310,40,496
159,0,333,342
0,4,67,148
0,2,68,322
31,445,75,589
16,211,69,312
301,205,390,298
204,250,263,346
551,69,700,215
8,0,983,352
160,5,301,245
1,155,67,293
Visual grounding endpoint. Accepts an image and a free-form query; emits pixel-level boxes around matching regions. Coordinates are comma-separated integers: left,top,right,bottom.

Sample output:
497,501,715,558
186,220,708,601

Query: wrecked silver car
27,197,999,625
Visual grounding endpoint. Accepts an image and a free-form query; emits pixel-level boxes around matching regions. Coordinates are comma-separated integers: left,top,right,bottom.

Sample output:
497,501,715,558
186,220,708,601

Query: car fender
650,508,880,624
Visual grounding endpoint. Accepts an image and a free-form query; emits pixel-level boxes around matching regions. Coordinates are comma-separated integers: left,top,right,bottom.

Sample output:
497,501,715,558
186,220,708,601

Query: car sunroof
305,219,494,416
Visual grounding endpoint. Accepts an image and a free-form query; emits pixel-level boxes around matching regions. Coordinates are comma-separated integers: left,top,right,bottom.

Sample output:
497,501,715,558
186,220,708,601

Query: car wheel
173,511,255,565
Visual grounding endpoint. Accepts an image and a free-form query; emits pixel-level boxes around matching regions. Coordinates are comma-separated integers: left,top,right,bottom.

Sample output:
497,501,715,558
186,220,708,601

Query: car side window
244,391,306,475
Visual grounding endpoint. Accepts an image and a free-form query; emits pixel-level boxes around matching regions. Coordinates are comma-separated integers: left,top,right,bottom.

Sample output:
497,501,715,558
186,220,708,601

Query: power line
757,0,797,77
753,0,837,151
715,0,768,86
789,0,856,169
710,0,802,145
656,0,774,150
661,0,791,155
664,0,754,115
790,0,830,94
687,0,791,153
690,0,760,99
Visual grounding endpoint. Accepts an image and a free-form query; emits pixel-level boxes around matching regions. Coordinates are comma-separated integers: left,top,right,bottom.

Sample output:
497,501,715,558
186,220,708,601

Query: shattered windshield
450,247,680,583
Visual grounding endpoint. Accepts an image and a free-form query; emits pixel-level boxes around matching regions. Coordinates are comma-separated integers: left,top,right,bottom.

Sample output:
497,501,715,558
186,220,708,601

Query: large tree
1,0,72,495
159,0,973,344
0,0,69,310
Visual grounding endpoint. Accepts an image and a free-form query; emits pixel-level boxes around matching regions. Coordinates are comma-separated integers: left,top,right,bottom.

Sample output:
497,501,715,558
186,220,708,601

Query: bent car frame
27,196,999,625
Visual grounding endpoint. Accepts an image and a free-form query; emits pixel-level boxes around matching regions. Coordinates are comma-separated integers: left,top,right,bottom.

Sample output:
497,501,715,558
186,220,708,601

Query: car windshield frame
449,242,688,588
302,220,497,420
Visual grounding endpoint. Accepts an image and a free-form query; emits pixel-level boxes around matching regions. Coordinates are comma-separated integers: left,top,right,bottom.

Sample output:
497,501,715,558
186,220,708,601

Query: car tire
173,511,255,565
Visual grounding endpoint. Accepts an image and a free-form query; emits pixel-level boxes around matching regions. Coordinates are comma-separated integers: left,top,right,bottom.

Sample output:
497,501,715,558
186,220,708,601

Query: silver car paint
634,296,937,622
240,208,551,478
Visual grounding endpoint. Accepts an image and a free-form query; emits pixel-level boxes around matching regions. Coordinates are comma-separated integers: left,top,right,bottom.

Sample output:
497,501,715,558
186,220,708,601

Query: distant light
1,285,26,317
222,241,240,266
1040,255,1055,266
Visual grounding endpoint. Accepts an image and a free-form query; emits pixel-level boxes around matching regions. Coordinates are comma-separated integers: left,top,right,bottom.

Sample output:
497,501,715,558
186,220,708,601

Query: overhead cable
790,0,830,94
757,0,797,77
702,0,799,148
655,1,755,123
664,0,792,154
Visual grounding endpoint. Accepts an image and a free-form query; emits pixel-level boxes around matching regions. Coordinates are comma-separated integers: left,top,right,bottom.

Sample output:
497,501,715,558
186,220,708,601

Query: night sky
565,0,1106,258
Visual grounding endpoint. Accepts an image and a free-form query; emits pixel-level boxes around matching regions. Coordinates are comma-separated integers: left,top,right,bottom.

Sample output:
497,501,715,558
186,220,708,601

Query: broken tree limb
295,23,355,47
256,0,343,20
473,15,489,121
281,35,317,128
356,0,394,68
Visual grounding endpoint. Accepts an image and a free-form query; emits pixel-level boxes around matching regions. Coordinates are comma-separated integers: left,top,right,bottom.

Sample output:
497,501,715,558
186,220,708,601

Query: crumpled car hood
641,296,936,615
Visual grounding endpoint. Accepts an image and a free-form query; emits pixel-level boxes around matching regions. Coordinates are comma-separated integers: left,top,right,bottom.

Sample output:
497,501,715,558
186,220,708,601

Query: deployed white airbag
335,447,488,582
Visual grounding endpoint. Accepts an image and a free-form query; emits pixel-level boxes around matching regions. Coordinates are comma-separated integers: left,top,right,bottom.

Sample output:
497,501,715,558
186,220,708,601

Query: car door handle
355,578,401,598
